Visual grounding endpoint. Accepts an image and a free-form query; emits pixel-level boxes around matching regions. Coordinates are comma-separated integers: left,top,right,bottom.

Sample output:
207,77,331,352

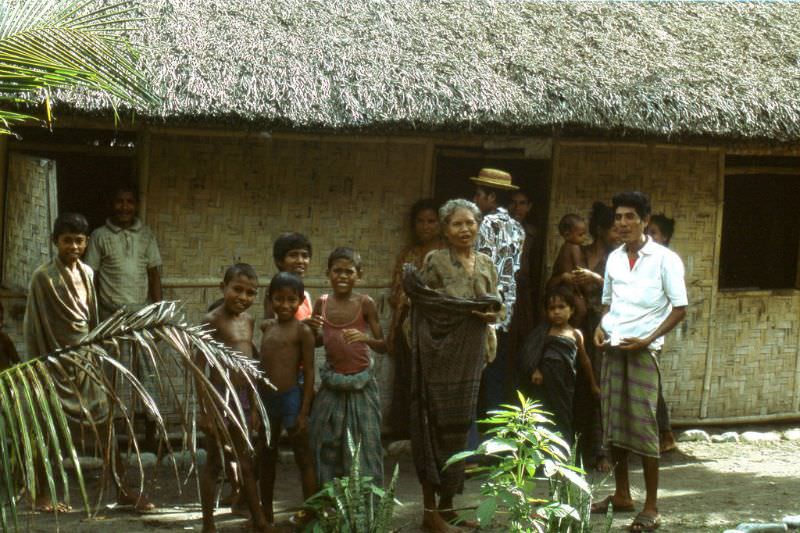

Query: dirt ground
14,431,800,532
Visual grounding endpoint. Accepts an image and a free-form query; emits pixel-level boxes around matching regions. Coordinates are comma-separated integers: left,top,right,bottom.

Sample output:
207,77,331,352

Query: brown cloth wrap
403,265,501,497
23,258,109,425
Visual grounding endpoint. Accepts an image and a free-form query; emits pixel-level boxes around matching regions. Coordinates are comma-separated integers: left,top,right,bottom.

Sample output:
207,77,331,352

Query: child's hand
592,384,602,399
294,414,308,435
561,271,576,284
342,328,369,344
471,310,497,323
531,369,544,385
305,315,324,330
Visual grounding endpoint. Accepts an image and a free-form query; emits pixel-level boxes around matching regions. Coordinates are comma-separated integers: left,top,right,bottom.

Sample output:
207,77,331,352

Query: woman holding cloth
403,199,502,533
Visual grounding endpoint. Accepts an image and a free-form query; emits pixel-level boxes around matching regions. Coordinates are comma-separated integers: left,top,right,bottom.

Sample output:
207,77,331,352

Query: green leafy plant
302,432,400,533
0,0,158,134
0,301,269,532
445,392,593,532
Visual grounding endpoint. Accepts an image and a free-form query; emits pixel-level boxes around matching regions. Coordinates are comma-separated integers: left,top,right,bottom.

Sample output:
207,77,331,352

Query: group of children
198,234,386,532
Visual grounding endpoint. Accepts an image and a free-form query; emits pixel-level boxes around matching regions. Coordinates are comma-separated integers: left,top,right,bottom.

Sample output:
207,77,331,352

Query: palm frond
0,0,158,132
0,301,272,531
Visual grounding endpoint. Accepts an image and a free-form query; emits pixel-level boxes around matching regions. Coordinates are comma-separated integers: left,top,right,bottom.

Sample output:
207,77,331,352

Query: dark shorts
263,385,302,431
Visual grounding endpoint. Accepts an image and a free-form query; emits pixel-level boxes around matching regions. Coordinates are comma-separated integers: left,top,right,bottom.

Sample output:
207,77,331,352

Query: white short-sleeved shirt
84,218,162,314
601,237,688,350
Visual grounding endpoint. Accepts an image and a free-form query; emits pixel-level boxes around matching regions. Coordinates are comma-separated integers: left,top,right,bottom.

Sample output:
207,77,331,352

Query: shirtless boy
263,232,314,321
259,272,316,524
199,263,272,533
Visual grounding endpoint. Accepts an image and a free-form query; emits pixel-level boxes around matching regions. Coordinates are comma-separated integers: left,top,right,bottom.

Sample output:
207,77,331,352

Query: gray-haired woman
404,198,502,533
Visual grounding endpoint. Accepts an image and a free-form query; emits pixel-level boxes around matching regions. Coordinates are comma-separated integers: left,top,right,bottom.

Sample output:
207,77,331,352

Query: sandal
591,495,635,514
629,511,661,531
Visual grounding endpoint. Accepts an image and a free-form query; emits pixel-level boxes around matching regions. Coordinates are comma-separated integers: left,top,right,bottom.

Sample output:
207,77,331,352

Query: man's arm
147,266,162,302
619,306,686,351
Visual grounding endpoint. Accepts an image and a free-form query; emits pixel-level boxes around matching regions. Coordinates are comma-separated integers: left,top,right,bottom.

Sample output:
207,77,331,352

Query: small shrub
445,392,596,532
303,432,400,533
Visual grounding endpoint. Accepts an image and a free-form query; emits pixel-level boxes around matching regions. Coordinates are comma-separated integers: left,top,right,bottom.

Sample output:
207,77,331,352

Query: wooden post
699,150,725,419
138,128,151,220
0,135,7,271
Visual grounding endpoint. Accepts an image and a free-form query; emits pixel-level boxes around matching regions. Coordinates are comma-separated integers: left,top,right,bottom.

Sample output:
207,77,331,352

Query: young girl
519,286,600,448
307,247,387,486
549,213,589,327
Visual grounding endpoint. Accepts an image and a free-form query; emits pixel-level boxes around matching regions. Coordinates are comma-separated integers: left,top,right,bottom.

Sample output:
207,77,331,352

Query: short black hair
475,185,509,206
545,285,576,310
273,232,312,268
410,198,439,224
650,214,676,243
268,271,304,298
612,191,651,220
112,183,139,200
588,201,615,240
327,247,362,272
52,213,89,241
558,213,585,236
222,263,258,285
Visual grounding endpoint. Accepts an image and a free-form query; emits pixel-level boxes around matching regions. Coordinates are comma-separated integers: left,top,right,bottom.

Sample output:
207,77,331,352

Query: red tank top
321,294,370,374
295,291,313,320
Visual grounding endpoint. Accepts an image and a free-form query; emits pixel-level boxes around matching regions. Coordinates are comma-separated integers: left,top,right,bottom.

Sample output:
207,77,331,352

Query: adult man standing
85,184,163,450
470,168,525,414
592,191,687,532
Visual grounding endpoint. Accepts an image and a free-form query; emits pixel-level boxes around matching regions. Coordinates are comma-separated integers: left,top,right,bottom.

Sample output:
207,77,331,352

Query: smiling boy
25,212,154,512
263,232,313,320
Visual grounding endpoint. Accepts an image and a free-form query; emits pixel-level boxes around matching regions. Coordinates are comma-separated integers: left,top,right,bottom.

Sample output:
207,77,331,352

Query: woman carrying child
403,199,502,533
307,248,387,487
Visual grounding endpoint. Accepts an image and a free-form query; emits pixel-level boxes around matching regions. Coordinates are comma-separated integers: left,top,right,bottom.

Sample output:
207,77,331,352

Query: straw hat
469,168,519,190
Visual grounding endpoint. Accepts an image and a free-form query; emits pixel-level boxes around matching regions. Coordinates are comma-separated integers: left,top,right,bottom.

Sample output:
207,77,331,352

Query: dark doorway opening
9,127,138,232
433,147,551,316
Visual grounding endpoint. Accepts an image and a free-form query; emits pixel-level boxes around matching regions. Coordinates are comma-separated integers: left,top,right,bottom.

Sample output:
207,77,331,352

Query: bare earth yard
17,435,800,532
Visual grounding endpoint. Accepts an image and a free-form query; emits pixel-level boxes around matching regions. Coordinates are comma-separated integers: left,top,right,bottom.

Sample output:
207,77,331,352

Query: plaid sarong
601,347,661,458
309,362,383,486
404,266,501,497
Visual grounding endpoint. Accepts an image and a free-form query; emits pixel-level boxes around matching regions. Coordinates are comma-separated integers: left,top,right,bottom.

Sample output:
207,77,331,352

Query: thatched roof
60,0,800,141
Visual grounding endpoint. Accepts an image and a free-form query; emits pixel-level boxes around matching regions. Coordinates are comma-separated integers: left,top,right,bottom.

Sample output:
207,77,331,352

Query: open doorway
8,127,137,233
433,146,551,316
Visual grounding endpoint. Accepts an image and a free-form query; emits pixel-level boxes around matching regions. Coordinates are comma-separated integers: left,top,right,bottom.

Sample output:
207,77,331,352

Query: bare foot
595,456,612,473
440,509,478,529
422,510,461,533
660,431,678,453
117,490,156,512
33,496,71,513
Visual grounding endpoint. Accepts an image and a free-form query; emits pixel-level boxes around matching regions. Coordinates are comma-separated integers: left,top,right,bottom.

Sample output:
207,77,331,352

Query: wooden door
2,153,58,292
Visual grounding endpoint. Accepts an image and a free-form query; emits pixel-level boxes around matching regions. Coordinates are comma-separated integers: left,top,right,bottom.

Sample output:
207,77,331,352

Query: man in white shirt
591,192,687,532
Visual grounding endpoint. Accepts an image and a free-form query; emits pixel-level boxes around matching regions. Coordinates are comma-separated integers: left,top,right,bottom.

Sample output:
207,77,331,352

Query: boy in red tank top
306,247,387,486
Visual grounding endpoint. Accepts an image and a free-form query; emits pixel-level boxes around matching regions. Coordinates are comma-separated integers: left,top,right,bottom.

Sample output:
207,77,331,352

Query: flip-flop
590,495,636,514
629,511,661,531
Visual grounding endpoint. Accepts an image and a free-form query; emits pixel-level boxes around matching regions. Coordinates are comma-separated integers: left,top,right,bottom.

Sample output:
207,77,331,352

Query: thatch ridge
54,0,800,140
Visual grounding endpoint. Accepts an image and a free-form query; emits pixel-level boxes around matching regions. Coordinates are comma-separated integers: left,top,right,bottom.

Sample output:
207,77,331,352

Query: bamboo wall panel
547,144,719,419
147,135,428,426
706,294,799,417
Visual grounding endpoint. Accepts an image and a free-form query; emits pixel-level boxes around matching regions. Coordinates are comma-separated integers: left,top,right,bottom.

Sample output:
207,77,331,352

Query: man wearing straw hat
470,168,526,418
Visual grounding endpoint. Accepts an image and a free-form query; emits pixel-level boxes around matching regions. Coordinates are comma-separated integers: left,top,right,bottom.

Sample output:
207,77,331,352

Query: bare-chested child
199,263,272,533
549,213,589,327
258,272,316,525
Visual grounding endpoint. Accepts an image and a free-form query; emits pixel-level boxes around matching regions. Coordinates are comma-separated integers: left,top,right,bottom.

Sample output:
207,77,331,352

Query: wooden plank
138,129,151,219
700,150,725,419
725,166,800,176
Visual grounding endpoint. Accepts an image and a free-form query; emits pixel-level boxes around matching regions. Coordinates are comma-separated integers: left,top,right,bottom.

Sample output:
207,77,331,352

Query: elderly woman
403,199,502,533
387,198,444,437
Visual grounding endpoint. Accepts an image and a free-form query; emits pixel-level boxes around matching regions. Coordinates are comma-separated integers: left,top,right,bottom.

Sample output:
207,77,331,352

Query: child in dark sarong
520,286,600,447
307,247,387,486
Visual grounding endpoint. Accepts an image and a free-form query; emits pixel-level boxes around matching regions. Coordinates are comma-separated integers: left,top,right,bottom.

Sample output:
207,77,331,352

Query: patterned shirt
475,207,525,331
84,217,162,316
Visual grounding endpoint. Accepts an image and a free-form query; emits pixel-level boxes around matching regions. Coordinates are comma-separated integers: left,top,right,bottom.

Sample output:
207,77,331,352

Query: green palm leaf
0,0,158,133
0,301,272,531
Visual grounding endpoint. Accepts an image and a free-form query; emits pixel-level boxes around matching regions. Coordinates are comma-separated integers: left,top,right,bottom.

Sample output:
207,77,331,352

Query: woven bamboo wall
145,134,429,425
547,143,719,420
